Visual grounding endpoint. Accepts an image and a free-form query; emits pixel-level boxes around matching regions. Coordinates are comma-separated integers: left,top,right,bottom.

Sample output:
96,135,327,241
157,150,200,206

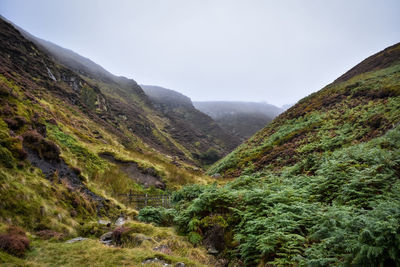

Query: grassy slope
0,221,213,266
209,44,400,177
0,18,213,266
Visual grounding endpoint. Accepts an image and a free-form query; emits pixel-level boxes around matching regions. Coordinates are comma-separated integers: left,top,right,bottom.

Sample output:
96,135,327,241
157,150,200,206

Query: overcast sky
1,0,399,106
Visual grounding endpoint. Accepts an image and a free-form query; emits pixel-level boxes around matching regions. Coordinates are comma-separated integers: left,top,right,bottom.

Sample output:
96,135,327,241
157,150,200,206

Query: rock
155,180,166,190
65,237,87,243
99,232,113,246
211,173,221,178
115,216,125,226
153,244,172,254
98,219,111,226
142,257,170,266
175,263,185,267
207,247,219,255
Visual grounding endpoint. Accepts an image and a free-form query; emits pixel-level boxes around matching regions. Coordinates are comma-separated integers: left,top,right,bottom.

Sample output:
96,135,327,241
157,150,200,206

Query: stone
115,216,125,226
142,257,170,266
65,237,88,243
99,232,113,246
175,263,185,267
98,219,111,225
211,173,221,178
153,244,172,254
207,247,219,255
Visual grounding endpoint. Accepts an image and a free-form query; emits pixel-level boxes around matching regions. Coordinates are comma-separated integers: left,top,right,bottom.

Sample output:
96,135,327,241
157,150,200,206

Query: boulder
99,232,113,246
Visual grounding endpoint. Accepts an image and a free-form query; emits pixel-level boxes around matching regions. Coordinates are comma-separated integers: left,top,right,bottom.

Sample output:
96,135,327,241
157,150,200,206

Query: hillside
193,101,282,140
0,17,219,266
209,43,400,177
6,17,237,167
140,43,400,266
141,85,240,164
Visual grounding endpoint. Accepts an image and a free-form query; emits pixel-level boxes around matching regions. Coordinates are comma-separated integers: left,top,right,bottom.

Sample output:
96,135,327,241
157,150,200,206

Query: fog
1,0,399,106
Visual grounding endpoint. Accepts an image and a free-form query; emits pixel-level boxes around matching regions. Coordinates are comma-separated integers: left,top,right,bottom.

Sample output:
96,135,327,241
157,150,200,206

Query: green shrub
167,125,400,265
172,184,207,204
138,206,176,226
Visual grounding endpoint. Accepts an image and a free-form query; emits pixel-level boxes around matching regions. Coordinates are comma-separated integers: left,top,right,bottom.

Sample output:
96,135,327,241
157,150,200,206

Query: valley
0,13,400,267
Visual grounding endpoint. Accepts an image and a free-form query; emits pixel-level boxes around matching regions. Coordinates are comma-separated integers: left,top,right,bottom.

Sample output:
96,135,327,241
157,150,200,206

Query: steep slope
8,18,237,166
141,85,240,164
156,43,400,266
193,101,281,140
0,16,216,266
209,43,400,177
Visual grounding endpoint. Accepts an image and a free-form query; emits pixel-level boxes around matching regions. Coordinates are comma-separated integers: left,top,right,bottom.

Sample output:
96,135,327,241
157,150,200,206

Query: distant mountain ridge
141,85,193,108
193,101,282,140
2,17,238,165
193,101,282,118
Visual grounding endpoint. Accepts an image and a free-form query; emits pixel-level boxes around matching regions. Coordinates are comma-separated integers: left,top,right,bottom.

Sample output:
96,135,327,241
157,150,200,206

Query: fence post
129,189,132,204
145,193,148,206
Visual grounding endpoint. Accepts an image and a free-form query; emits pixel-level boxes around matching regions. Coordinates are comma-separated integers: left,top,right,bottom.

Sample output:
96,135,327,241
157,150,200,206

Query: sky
1,0,399,106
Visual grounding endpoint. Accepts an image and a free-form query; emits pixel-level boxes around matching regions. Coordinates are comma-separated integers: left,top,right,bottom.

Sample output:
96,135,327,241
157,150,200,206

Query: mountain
141,85,241,164
141,85,193,108
5,18,238,167
2,13,400,266
209,43,400,177
0,17,218,265
193,101,282,140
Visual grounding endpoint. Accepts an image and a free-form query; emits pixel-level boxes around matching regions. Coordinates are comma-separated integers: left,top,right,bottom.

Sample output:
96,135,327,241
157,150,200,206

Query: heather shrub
36,230,65,240
0,226,30,257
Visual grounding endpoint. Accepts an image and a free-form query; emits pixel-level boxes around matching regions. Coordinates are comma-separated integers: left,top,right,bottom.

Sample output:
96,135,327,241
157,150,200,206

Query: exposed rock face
22,131,104,203
99,152,166,190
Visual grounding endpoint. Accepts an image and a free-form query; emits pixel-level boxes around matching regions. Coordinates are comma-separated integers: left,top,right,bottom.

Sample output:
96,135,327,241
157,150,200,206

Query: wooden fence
118,189,172,209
